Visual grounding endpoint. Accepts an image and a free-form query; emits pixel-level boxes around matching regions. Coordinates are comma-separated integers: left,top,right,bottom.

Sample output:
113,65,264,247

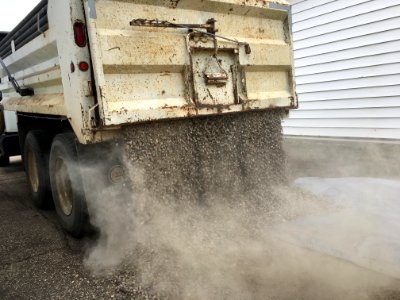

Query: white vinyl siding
284,0,400,140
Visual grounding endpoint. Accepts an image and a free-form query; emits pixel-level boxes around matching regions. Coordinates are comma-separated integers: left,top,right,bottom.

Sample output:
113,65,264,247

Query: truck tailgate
84,0,295,127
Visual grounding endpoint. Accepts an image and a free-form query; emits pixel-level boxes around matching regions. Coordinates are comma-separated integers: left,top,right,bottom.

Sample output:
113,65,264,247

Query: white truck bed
0,0,295,144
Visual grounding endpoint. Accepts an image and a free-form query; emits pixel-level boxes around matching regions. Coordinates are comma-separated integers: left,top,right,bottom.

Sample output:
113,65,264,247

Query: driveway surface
0,159,153,299
275,177,400,279
1,158,400,299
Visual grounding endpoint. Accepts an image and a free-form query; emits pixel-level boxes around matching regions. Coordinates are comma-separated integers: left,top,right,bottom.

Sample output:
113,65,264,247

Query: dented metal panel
84,0,296,127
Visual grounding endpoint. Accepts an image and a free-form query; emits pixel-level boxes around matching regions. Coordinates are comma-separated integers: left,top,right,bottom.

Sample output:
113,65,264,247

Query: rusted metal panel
3,94,66,116
105,96,293,125
85,0,296,128
0,0,97,144
0,0,295,145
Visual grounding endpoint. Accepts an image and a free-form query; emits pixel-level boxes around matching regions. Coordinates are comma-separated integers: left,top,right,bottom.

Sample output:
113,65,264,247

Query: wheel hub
54,158,73,216
27,148,39,193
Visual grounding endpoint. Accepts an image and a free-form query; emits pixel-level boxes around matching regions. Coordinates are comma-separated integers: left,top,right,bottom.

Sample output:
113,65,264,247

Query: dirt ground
1,155,400,299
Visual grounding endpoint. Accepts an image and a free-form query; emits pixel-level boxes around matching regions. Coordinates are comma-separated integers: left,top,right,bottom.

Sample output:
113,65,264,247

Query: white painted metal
0,0,96,143
285,0,400,140
84,0,296,129
3,111,18,133
0,0,296,144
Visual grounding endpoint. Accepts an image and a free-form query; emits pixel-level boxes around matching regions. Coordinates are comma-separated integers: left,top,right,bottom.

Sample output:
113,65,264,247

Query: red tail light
73,21,86,47
78,61,89,72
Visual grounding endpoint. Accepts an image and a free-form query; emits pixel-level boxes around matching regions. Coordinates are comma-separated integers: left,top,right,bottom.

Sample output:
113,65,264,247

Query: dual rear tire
49,133,88,237
24,131,87,237
24,131,52,208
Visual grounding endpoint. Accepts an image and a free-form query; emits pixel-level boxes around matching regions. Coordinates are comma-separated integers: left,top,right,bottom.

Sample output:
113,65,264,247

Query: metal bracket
88,103,99,128
130,18,251,54
36,10,44,34
130,18,218,34
204,56,228,86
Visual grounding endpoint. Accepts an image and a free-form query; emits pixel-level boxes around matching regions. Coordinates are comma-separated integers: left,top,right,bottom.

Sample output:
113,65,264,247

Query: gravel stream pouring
123,110,287,206
83,110,399,300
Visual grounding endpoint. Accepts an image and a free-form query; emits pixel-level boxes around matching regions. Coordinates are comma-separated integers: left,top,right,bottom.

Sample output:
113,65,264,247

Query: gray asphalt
0,158,155,300
1,157,400,300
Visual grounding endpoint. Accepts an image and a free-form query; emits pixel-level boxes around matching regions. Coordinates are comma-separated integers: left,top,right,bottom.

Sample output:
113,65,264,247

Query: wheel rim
54,158,73,216
27,148,39,193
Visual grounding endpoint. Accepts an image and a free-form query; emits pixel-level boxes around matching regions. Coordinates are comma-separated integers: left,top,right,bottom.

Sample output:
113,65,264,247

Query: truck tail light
78,61,89,72
73,21,86,47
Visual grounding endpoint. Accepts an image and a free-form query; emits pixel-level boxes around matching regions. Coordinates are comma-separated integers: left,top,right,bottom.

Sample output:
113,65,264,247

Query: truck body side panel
0,0,97,143
0,29,64,117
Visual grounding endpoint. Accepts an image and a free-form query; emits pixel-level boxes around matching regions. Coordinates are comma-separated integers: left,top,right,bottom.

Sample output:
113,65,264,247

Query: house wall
284,0,400,140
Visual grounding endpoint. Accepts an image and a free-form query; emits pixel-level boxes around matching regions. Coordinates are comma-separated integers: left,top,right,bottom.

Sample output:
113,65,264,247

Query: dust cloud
83,110,400,300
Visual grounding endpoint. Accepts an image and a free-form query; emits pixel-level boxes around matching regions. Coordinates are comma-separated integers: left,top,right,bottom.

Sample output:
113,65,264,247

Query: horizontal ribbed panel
286,0,400,140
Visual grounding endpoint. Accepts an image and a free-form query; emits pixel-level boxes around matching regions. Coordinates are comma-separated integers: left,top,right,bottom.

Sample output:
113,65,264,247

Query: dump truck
0,0,296,236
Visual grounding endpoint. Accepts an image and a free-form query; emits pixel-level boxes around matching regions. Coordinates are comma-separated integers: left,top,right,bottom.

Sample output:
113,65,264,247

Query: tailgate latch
204,56,228,86
204,73,228,86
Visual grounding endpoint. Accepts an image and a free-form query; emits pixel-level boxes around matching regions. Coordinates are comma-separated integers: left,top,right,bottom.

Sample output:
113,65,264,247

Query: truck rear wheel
24,131,52,208
49,133,87,237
